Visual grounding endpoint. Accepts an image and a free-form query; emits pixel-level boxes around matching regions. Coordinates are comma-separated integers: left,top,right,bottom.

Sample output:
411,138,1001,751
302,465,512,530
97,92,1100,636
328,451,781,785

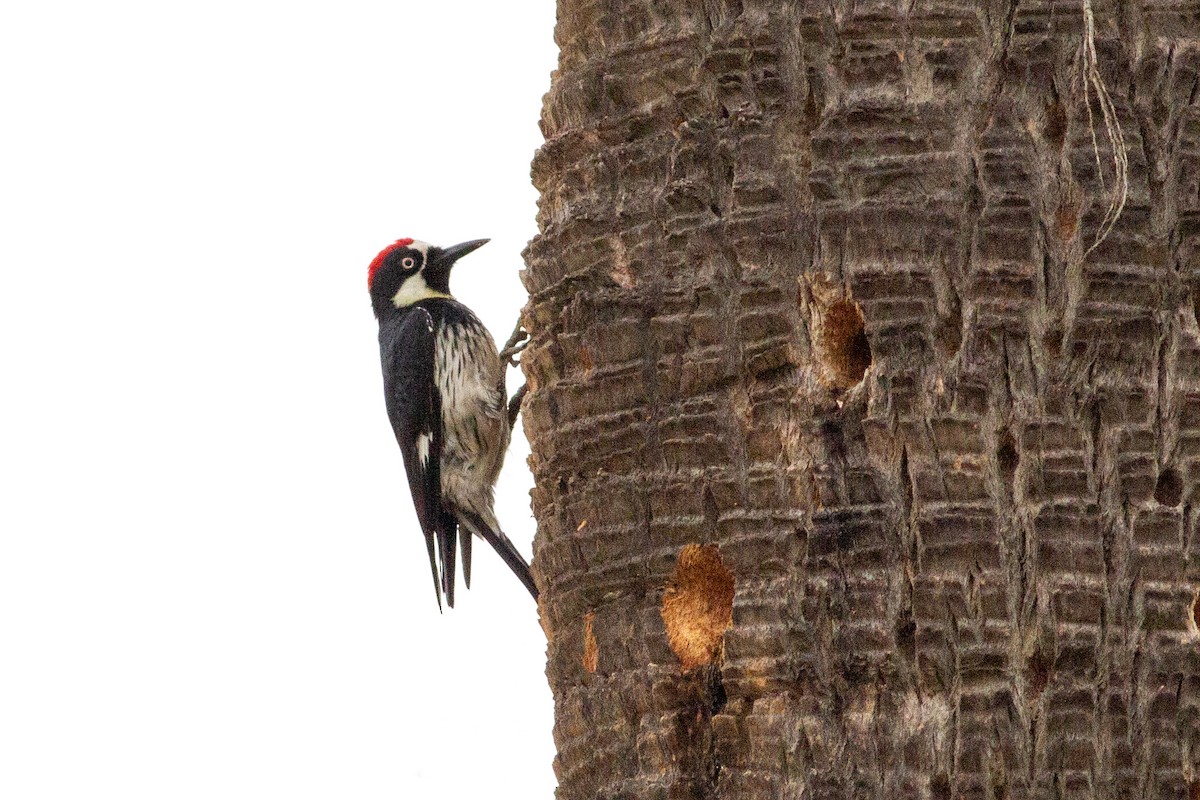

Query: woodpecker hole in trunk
1191,589,1200,634
582,610,598,674
819,298,872,389
661,544,734,671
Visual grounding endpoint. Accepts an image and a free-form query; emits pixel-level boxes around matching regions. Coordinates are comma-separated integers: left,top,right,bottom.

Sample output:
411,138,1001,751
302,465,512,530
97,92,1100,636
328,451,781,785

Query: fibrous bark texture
521,2,1200,798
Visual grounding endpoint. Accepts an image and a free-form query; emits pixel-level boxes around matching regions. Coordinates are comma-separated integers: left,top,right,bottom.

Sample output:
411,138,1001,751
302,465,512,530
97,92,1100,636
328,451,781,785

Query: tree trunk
521,2,1200,798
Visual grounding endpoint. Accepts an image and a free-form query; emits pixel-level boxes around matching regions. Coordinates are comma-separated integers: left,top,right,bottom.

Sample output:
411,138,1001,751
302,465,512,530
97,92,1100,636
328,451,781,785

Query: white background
1,1,559,797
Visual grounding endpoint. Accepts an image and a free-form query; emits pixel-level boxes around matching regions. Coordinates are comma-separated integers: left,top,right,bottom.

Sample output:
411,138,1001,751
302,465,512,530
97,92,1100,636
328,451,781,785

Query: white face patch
392,272,452,307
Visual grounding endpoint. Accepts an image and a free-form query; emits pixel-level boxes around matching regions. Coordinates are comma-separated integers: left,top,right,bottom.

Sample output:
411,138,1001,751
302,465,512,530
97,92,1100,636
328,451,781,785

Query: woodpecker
368,236,537,609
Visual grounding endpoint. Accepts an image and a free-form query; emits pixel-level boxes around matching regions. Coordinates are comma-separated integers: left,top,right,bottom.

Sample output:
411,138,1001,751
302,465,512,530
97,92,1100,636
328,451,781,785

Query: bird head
367,237,489,317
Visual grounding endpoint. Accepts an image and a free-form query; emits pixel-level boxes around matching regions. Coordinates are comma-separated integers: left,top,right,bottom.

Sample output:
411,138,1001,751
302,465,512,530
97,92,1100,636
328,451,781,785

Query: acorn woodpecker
368,237,537,609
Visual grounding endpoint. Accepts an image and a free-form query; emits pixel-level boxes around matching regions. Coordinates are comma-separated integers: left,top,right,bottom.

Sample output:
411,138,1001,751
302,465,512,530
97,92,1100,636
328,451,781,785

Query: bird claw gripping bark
507,383,528,430
499,321,530,428
499,320,530,367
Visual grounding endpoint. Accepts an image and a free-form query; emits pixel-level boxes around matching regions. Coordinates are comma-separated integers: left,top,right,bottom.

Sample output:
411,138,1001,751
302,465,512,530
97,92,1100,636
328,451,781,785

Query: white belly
433,320,509,518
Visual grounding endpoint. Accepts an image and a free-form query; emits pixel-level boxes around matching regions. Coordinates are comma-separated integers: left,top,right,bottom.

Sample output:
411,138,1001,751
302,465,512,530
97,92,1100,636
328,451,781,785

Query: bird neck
373,293,456,323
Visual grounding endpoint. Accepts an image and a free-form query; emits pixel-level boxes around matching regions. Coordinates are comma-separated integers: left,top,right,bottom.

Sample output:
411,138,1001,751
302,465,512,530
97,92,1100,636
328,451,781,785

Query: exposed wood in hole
819,298,872,389
661,544,735,671
582,610,598,674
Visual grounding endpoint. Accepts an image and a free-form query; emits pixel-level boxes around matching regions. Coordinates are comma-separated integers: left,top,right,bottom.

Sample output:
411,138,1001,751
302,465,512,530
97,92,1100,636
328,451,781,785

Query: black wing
381,307,458,609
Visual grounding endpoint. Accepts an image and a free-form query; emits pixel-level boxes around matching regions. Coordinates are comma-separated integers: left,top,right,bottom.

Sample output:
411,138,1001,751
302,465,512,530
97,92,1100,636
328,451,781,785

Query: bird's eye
401,257,416,269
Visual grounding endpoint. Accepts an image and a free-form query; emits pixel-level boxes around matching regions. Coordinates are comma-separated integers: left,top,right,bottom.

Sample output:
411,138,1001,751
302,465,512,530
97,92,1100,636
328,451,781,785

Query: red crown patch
368,237,416,288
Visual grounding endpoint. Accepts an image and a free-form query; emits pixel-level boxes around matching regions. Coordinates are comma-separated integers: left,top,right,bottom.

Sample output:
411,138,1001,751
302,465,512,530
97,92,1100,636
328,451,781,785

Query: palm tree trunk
522,2,1200,797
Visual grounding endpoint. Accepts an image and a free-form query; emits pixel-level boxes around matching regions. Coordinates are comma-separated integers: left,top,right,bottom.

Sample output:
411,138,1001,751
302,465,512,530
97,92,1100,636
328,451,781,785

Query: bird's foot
499,320,530,367
507,383,528,429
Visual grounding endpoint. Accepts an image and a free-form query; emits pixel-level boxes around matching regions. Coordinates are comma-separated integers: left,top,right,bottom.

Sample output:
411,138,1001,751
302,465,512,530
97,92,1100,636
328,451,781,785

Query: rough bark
521,2,1200,798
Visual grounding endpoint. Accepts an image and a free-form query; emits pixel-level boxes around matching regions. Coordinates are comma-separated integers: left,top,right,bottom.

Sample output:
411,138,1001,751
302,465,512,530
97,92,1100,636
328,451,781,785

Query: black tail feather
437,512,457,608
423,531,443,614
458,510,539,601
459,525,473,590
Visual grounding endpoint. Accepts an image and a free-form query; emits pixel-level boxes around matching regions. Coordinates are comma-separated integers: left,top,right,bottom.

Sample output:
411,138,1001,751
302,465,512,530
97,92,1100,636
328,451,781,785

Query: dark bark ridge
523,2,1200,798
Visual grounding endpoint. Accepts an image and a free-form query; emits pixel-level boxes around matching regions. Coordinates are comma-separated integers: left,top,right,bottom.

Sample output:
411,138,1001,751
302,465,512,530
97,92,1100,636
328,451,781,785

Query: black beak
434,238,489,267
